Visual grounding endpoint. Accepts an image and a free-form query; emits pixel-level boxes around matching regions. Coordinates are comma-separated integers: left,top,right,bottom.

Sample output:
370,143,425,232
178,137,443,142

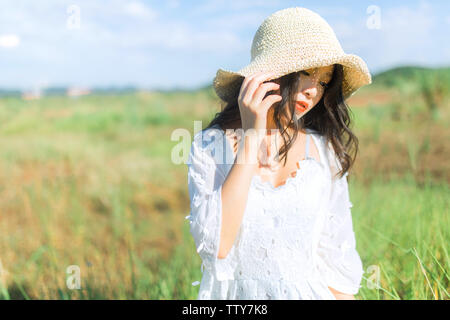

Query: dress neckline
215,124,325,191
252,158,324,192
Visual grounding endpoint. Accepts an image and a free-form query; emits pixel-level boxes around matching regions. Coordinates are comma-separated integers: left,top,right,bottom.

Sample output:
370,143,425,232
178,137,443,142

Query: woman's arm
187,127,261,273
187,129,254,279
328,287,355,300
218,71,281,259
314,139,364,298
189,72,281,262
218,133,259,258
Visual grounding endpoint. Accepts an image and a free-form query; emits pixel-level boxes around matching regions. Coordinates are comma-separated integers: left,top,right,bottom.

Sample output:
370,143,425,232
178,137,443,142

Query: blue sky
0,0,449,90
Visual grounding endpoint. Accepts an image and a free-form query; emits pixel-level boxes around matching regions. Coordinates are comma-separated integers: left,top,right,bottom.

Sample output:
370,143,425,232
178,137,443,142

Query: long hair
205,64,358,179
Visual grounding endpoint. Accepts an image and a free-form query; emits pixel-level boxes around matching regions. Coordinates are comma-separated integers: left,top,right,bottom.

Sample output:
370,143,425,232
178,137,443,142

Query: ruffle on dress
187,128,239,281
313,140,364,294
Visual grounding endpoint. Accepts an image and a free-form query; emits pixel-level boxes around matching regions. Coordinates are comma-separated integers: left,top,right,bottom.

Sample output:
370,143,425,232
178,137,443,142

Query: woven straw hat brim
212,7,372,103
213,52,372,103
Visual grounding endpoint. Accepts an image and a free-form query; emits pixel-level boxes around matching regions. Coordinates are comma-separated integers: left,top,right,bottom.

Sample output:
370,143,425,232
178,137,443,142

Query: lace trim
252,158,327,192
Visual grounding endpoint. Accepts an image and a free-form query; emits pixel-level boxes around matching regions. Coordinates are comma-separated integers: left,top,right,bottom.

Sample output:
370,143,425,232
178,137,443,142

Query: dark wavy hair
204,63,358,179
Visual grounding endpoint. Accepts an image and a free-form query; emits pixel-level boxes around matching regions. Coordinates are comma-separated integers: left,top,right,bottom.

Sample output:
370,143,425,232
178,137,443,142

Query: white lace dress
186,124,364,300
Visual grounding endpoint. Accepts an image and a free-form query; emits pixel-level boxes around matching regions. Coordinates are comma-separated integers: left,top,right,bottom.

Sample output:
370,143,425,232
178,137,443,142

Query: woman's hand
238,71,282,134
328,287,356,300
216,72,282,259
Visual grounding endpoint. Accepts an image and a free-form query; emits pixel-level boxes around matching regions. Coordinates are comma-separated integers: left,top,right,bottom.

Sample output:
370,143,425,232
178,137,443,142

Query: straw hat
213,7,372,103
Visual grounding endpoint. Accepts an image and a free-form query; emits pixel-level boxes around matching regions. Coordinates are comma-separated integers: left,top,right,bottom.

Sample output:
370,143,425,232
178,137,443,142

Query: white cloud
143,21,245,52
191,0,281,16
384,7,433,31
204,11,266,30
167,0,180,9
124,1,158,19
310,6,351,17
0,0,446,89
0,34,20,48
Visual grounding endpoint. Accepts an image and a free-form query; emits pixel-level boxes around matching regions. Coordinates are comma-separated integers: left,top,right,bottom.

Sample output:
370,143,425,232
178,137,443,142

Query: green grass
159,175,450,300
0,66,449,299
141,174,450,300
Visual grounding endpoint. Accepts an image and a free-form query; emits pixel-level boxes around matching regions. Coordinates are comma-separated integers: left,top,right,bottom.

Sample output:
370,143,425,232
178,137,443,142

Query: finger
249,71,266,81
239,72,263,101
252,82,280,105
260,94,282,111
241,72,260,90
241,71,266,92
244,72,276,104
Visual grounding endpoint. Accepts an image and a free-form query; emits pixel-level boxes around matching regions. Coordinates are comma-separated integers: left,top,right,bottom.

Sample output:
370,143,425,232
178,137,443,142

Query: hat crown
213,7,372,103
250,7,344,61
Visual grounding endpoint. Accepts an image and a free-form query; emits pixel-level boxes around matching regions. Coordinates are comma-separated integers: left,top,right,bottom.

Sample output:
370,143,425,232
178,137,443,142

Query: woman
186,7,372,300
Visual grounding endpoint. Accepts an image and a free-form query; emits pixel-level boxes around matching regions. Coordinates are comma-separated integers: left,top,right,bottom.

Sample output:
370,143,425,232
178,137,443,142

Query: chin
294,110,307,120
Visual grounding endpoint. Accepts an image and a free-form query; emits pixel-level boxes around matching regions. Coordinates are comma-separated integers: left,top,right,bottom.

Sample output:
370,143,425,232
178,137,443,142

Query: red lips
295,101,309,112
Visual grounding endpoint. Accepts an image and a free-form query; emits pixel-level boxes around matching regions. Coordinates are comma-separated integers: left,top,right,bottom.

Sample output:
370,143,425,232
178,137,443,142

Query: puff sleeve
186,128,237,281
315,141,364,295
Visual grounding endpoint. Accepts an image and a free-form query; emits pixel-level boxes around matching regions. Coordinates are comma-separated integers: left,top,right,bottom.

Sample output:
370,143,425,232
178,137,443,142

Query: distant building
21,87,42,100
67,87,91,97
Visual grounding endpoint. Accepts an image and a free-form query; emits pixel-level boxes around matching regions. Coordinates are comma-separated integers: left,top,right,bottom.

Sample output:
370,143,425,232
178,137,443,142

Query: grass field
0,66,448,299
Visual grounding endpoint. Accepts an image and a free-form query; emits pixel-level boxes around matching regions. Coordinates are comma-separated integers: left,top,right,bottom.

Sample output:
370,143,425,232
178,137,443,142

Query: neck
266,107,282,133
265,107,303,136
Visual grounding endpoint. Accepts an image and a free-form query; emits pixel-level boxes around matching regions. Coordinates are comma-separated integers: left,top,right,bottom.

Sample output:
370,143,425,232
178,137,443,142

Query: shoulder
305,129,333,159
192,124,225,152
305,129,343,180
305,128,324,141
306,128,327,155
190,124,227,166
